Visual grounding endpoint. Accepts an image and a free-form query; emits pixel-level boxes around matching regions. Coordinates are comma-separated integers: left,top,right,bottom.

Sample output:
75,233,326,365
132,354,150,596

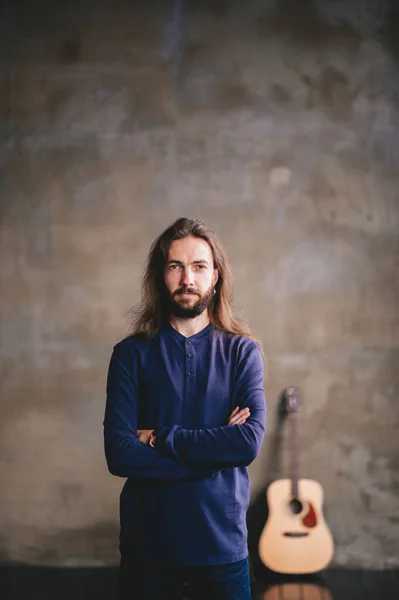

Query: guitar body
263,582,333,599
259,478,334,574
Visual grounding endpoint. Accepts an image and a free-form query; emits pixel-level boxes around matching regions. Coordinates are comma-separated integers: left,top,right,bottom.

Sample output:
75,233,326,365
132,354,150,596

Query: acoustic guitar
262,582,333,600
258,387,334,574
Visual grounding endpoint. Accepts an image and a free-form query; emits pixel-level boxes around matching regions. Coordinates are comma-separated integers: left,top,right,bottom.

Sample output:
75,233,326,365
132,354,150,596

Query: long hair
127,217,260,344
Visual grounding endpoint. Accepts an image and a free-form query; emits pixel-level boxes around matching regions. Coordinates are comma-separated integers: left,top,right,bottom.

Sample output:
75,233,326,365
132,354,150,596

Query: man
104,217,266,600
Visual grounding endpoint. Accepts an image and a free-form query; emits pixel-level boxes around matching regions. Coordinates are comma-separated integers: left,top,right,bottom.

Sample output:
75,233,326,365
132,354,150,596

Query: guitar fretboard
289,402,300,499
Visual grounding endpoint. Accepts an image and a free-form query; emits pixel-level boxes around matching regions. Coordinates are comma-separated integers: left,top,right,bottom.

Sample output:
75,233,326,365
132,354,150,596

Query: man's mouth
176,290,198,296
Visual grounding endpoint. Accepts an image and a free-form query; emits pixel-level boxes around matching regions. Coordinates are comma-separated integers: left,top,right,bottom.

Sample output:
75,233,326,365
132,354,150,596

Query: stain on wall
0,0,398,567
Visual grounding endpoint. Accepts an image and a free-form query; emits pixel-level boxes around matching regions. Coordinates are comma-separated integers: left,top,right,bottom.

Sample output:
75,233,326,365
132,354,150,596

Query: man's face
163,236,219,319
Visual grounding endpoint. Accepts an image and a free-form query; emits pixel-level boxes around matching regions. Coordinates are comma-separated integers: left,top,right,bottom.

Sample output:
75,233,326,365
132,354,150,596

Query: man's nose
180,267,194,287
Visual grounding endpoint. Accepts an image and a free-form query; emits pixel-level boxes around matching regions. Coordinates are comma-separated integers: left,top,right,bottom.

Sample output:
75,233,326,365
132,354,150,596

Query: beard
167,285,214,319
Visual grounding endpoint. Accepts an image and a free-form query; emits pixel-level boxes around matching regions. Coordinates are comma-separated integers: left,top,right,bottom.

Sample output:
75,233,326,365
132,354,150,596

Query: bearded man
103,217,266,600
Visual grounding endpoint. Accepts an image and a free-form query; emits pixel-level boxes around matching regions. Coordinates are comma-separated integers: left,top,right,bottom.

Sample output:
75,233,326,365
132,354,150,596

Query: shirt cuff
154,425,177,458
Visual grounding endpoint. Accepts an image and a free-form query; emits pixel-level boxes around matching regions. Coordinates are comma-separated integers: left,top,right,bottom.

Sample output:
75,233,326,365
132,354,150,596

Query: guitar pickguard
302,501,317,528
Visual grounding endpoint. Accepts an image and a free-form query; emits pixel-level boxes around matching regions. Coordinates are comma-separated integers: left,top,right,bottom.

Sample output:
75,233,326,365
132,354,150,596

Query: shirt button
187,341,193,345
188,373,193,377
188,353,192,358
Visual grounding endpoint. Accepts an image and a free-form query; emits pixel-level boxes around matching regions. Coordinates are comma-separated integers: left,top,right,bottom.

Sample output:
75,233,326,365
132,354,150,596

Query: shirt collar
162,322,213,342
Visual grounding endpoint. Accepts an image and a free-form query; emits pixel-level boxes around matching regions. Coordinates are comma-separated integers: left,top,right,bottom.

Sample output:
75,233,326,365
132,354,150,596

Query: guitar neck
290,411,299,498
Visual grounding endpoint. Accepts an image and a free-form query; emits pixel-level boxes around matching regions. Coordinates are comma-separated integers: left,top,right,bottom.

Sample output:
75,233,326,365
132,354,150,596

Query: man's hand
137,429,154,444
228,406,250,425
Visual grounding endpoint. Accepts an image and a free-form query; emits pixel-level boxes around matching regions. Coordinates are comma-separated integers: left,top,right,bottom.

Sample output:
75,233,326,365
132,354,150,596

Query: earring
213,288,216,296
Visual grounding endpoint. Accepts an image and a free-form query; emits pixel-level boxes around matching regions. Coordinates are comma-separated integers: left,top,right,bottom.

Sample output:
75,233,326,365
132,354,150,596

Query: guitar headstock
283,387,301,414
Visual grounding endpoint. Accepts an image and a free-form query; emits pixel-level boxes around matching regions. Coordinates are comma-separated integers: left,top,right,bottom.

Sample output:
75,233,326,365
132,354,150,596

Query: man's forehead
167,238,213,261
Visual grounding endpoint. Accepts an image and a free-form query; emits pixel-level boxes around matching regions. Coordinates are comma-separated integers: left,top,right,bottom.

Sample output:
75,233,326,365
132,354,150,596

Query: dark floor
252,567,399,599
1,565,399,600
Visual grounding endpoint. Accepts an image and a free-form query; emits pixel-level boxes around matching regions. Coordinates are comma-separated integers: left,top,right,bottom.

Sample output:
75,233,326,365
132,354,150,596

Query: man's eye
196,265,206,270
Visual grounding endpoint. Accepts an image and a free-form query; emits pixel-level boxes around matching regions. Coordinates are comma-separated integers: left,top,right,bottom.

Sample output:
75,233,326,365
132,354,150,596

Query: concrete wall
0,0,398,567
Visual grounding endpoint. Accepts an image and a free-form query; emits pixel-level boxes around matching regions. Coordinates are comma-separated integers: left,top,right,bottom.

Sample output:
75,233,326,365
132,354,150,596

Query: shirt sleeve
154,341,266,468
103,341,219,482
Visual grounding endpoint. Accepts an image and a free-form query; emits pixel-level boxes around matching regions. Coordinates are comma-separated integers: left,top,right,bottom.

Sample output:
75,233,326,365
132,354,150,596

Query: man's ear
213,268,219,287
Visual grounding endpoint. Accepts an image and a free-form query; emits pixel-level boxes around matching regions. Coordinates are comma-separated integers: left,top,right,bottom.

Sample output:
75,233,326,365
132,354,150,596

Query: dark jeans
118,554,252,600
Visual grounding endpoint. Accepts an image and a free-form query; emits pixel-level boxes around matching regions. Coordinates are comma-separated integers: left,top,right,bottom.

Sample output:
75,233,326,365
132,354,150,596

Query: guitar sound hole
289,498,303,514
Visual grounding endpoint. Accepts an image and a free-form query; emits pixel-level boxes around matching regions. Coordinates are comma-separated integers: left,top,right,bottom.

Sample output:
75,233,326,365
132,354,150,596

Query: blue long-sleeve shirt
103,323,266,567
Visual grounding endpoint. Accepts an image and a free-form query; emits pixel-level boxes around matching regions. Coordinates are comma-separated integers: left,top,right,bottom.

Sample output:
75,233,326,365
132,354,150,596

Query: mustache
173,287,200,297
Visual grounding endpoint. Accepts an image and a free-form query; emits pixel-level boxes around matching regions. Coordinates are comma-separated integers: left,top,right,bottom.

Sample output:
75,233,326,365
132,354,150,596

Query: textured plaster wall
0,0,398,567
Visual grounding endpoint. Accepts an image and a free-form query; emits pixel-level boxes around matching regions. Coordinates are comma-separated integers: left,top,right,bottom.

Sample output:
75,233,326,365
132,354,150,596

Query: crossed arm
103,341,266,482
137,405,250,444
147,344,266,469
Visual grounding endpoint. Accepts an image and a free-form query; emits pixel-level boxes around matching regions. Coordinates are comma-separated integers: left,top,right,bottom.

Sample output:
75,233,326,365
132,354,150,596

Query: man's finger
228,409,250,425
231,417,247,426
230,413,248,424
231,409,250,420
237,414,250,423
227,407,239,424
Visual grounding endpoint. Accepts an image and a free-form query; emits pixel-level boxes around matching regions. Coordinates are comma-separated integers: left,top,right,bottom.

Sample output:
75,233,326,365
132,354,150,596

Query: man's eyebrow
166,259,209,265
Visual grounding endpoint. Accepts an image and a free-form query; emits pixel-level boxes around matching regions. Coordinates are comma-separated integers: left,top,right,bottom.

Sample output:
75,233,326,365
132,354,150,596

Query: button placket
185,340,196,391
